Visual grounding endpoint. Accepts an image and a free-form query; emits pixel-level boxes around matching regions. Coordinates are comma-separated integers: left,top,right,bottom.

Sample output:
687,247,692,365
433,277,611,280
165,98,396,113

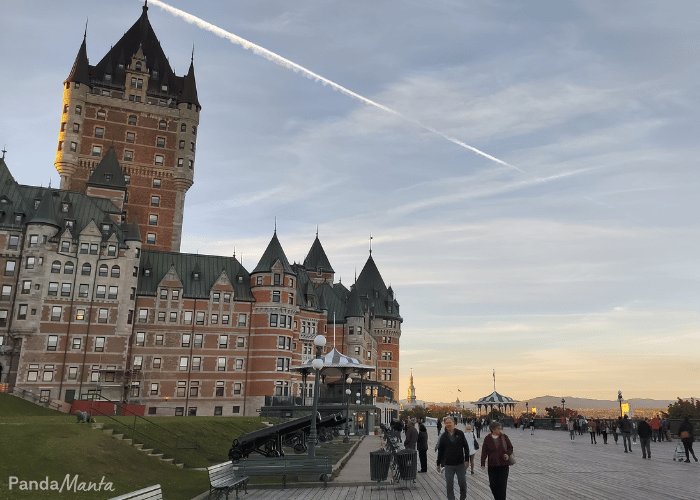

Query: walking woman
464,424,477,474
601,421,608,444
589,419,597,444
436,417,471,500
679,416,698,462
481,422,513,500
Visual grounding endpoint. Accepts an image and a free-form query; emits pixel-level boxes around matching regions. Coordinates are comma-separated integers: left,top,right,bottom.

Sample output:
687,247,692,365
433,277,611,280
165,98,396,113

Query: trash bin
370,450,391,483
395,449,417,483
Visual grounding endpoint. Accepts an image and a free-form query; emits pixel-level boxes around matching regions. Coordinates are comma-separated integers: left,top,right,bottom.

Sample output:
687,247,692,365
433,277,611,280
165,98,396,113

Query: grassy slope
0,395,355,498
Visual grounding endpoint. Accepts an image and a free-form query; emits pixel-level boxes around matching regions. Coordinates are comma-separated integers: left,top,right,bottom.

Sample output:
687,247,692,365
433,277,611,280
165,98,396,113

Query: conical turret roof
87,146,126,191
29,188,61,228
65,34,91,86
180,58,201,109
303,235,334,273
252,232,294,274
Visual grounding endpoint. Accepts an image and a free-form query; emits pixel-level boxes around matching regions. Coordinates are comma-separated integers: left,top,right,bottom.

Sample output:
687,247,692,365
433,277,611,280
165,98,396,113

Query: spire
87,146,127,190
65,31,91,86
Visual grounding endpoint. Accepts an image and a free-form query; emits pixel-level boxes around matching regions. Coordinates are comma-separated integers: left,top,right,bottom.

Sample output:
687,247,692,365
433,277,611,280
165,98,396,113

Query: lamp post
356,392,361,435
344,376,352,443
308,334,326,459
618,390,623,418
561,398,565,418
526,402,529,415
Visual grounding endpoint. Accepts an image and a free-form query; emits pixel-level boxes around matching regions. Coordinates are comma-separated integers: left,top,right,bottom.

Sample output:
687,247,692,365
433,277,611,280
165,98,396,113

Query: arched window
99,264,108,277
64,262,74,275
111,266,120,278
81,263,91,276
51,261,61,273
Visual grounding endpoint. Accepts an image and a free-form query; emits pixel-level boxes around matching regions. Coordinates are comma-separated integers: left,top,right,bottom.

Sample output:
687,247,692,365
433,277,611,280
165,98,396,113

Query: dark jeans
622,432,632,451
444,464,467,500
488,465,509,500
418,449,427,472
602,431,608,444
640,437,651,457
682,439,697,461
590,432,597,444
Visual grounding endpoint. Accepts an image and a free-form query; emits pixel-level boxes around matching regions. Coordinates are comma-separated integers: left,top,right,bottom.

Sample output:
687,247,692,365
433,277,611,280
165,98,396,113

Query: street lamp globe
346,389,351,395
346,376,352,385
313,335,327,347
311,358,324,371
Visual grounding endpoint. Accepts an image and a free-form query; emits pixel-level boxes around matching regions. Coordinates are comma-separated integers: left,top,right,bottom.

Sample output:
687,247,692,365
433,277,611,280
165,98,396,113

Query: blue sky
1,0,698,403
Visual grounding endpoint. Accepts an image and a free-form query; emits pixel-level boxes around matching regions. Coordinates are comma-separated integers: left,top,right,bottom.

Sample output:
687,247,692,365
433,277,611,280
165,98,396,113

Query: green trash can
369,450,391,483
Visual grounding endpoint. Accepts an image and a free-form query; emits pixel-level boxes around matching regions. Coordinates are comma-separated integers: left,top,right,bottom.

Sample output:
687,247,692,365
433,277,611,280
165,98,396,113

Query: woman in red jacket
480,422,513,500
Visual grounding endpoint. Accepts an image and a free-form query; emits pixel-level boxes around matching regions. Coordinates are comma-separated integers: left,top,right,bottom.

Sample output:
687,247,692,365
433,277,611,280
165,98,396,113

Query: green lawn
0,394,358,498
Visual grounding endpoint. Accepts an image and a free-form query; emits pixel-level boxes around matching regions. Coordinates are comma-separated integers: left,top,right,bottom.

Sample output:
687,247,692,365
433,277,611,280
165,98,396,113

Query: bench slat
107,484,162,500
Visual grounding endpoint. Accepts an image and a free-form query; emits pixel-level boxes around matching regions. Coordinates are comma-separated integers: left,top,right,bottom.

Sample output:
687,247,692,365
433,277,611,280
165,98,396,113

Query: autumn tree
667,398,700,419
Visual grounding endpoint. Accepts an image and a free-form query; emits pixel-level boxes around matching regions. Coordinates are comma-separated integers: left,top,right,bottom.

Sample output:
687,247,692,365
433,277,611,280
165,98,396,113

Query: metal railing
85,394,199,463
12,387,62,411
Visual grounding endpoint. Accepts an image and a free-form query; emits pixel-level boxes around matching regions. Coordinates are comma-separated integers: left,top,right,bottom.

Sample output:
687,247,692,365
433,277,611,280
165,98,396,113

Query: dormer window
117,63,124,70
34,199,41,209
104,174,112,182
105,74,112,82
152,70,158,79
102,223,110,232
192,272,201,281
65,220,74,230
62,203,69,213
135,62,142,71
143,268,151,277
161,84,168,92
14,214,23,225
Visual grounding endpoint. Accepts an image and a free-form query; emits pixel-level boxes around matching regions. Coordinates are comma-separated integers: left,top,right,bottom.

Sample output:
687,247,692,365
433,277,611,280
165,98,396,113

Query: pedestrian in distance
678,416,698,463
530,418,535,435
567,418,575,440
620,415,633,453
481,422,513,500
650,415,661,442
612,418,620,445
589,419,597,444
437,417,443,436
464,424,477,474
417,421,429,472
601,421,608,444
637,417,652,459
404,419,418,450
436,417,472,500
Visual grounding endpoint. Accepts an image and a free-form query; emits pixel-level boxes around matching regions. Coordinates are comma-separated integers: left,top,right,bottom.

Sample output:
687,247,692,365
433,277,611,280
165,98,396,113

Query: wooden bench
107,484,163,500
235,455,332,488
207,462,249,500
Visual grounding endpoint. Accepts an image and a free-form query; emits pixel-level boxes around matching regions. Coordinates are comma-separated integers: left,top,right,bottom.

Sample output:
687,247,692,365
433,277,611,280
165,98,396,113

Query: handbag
501,434,514,466
680,431,690,439
473,437,479,450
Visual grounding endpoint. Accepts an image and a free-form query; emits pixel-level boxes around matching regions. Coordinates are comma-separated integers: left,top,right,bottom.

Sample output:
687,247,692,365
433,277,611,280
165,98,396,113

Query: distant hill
512,395,675,412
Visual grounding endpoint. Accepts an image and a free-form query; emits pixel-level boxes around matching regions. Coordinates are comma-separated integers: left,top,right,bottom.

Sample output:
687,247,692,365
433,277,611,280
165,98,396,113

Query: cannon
228,412,347,462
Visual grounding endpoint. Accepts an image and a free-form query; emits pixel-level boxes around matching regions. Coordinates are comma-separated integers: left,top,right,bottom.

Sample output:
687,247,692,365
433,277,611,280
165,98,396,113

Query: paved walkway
217,428,699,499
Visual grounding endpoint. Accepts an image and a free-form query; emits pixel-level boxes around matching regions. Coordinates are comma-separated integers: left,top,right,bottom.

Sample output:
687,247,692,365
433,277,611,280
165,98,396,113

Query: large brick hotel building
0,4,402,417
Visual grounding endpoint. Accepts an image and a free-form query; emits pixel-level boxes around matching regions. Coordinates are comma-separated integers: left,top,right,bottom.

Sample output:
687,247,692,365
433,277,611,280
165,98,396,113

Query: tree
667,398,700,419
399,405,430,421
427,404,457,420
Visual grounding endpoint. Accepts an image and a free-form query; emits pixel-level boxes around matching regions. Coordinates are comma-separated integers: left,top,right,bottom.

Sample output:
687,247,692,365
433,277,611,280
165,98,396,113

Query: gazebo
291,348,375,406
471,391,520,417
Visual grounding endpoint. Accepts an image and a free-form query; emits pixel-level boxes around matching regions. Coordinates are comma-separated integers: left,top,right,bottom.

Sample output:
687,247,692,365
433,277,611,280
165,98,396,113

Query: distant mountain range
401,395,677,410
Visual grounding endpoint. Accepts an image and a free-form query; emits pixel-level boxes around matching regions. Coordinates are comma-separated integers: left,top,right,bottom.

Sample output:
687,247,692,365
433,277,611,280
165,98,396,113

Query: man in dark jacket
620,415,633,452
437,417,471,500
481,422,513,500
637,418,652,459
417,421,429,472
404,420,418,450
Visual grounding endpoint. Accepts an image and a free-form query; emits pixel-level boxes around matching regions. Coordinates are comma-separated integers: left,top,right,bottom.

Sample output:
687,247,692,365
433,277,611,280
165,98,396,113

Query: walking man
481,422,513,500
436,417,471,500
620,415,633,453
637,417,652,459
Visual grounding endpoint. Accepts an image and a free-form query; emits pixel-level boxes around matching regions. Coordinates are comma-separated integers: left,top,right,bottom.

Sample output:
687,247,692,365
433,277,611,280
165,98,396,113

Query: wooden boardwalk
230,429,700,500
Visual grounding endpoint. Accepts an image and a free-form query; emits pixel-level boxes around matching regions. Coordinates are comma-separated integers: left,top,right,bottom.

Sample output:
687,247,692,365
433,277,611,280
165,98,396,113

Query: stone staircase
96,424,184,468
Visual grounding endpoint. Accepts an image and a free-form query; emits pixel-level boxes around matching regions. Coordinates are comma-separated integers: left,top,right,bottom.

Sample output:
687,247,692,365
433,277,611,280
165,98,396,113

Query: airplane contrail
147,0,522,173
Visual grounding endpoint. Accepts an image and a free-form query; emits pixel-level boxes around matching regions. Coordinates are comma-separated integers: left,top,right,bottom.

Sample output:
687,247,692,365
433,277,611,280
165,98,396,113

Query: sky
1,0,698,404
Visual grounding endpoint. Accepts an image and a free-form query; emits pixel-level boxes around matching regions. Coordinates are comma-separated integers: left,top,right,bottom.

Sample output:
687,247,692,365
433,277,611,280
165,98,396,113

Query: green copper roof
65,35,91,86
355,254,401,320
87,146,127,191
316,282,347,323
252,232,295,275
303,235,334,273
139,250,253,300
28,188,61,228
344,286,364,318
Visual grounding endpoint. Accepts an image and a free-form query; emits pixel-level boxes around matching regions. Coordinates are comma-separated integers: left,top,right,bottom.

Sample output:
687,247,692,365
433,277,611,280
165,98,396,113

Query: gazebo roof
291,348,375,376
471,391,519,405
